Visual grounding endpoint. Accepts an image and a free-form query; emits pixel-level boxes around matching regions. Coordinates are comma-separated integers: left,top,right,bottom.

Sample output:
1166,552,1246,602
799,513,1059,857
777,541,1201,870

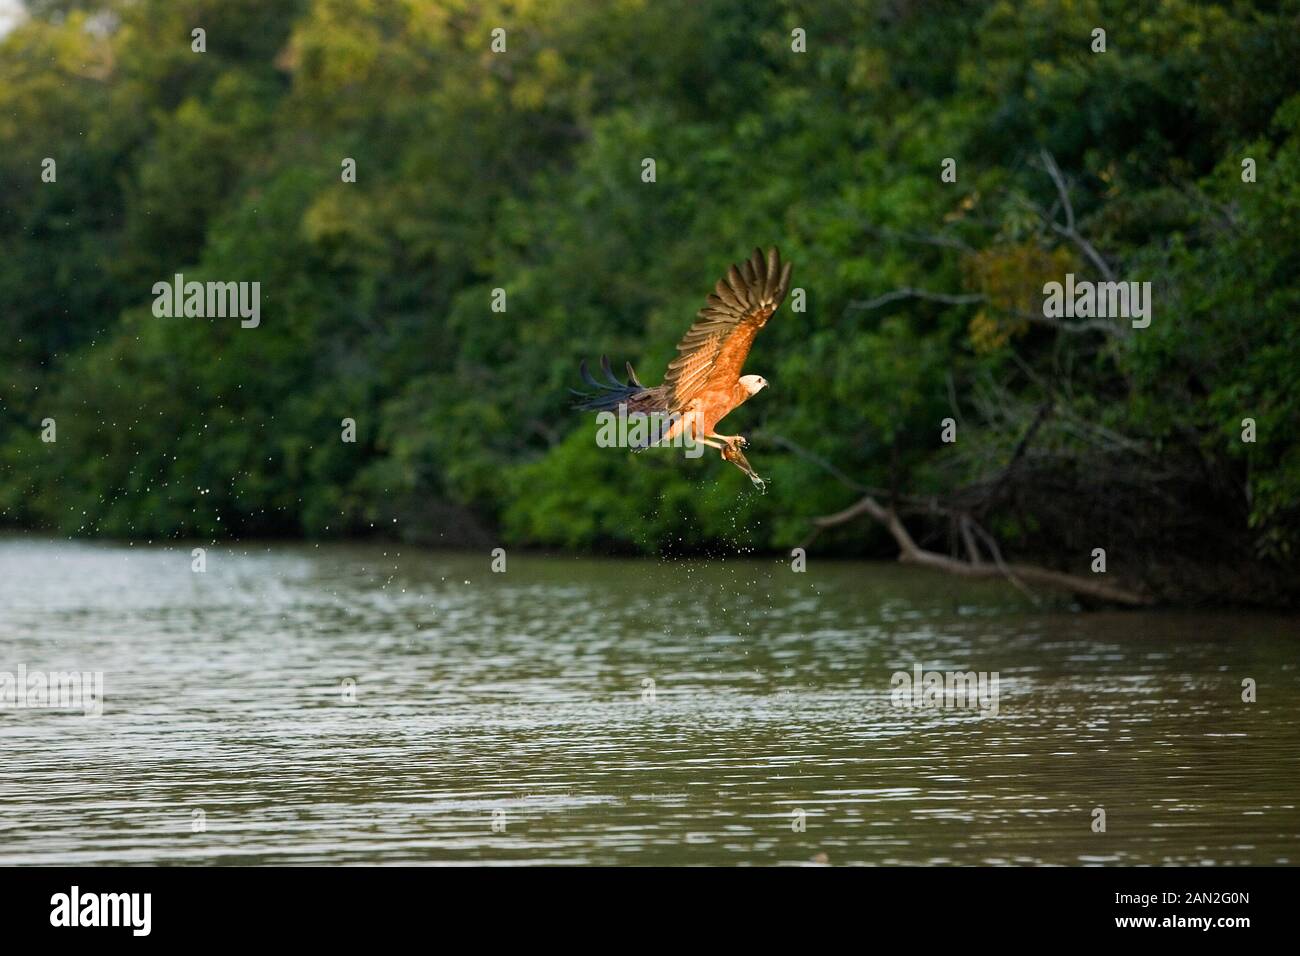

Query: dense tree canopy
1,0,1297,604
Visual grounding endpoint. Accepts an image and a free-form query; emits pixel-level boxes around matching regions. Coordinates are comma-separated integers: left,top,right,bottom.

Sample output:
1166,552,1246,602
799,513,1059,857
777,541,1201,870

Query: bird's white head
740,374,769,397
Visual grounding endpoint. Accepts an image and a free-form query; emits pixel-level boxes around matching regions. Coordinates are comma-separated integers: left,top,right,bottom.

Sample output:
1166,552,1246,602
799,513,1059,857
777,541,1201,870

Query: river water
1,536,1297,865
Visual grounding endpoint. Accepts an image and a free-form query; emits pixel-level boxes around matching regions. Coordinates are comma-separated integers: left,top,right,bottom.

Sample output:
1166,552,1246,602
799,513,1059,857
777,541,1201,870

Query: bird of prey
574,247,793,490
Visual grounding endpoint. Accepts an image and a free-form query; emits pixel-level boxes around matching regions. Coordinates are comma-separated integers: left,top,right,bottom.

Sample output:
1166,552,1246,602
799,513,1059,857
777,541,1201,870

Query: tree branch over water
766,427,1151,606
803,493,1152,606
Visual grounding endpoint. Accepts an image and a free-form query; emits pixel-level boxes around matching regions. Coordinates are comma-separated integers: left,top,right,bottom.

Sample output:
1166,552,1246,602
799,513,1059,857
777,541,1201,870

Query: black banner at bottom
0,865,1284,942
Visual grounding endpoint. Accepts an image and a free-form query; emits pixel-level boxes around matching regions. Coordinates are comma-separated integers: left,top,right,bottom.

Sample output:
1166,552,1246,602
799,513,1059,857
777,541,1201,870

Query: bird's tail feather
572,355,658,412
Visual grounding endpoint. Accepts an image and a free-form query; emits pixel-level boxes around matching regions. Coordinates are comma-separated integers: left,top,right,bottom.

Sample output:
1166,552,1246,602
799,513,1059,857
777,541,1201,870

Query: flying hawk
574,247,793,489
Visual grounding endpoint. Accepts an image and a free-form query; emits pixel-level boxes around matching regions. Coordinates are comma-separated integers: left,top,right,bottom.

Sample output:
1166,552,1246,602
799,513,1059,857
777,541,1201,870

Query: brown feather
661,247,793,414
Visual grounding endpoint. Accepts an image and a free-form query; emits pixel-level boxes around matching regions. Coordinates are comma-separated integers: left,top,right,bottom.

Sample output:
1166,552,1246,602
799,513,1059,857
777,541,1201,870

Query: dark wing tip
777,259,793,303
762,247,780,301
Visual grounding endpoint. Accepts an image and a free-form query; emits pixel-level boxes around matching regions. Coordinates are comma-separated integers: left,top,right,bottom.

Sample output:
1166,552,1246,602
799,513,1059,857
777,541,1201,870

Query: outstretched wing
662,247,792,414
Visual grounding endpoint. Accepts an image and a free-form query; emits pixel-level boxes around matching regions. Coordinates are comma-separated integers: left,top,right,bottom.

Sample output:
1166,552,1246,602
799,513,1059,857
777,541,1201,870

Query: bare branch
760,432,870,494
1038,149,1116,282
990,400,1052,496
808,493,1152,606
845,288,984,313
852,217,975,254
959,514,982,566
847,285,1125,337
968,521,1039,605
1040,149,1075,233
1019,308,1127,337
945,370,963,426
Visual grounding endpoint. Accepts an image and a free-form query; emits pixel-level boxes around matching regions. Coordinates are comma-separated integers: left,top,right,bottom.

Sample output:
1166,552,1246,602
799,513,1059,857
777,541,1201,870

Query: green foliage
0,0,1297,599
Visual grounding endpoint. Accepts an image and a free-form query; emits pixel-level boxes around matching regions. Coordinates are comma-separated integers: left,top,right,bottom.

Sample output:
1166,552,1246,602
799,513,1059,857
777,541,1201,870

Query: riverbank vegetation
2,0,1297,605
